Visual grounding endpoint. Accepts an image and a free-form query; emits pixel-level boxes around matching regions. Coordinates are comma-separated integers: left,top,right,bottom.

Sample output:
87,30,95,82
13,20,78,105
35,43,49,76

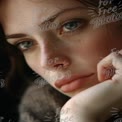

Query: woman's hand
60,50,122,122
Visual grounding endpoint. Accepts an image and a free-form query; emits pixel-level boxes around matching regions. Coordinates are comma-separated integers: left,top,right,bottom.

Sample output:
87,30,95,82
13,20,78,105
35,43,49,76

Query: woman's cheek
23,51,41,74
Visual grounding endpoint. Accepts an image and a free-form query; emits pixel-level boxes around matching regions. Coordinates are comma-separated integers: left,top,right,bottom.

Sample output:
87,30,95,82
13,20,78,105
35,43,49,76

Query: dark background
0,24,34,122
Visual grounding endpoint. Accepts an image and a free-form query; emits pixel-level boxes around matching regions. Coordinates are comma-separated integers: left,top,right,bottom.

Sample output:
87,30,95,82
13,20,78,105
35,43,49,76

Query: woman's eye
16,41,33,51
60,19,86,34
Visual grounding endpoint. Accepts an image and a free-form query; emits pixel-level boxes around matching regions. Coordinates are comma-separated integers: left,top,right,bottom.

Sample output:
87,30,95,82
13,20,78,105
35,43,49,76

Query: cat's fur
19,82,70,122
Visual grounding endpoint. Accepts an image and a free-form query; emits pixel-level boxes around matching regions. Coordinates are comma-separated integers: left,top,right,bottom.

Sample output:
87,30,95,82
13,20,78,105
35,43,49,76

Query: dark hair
0,24,70,122
0,24,34,96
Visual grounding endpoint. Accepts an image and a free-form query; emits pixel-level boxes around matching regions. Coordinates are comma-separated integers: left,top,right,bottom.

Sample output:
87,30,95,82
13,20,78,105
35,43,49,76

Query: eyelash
58,18,87,35
15,18,87,52
15,39,35,52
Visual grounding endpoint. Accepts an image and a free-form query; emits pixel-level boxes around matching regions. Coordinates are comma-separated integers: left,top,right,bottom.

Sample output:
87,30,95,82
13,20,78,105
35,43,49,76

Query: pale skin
0,0,122,121
61,51,122,121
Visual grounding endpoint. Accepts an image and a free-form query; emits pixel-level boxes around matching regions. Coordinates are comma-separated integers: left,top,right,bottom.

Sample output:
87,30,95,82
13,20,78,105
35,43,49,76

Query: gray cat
19,81,69,122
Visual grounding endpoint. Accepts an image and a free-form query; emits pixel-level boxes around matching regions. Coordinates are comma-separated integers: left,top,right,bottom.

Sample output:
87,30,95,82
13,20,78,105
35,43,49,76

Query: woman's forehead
1,0,98,5
0,0,98,15
0,0,98,20
1,0,88,34
1,0,91,19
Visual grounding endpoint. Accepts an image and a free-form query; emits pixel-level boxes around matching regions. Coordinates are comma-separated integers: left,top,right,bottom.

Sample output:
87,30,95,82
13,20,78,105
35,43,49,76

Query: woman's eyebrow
6,34,27,39
39,6,84,26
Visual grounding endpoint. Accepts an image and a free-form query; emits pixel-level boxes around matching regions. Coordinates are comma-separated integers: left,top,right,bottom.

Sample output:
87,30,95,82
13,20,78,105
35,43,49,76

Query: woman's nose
40,41,71,70
41,49,71,70
46,56,71,70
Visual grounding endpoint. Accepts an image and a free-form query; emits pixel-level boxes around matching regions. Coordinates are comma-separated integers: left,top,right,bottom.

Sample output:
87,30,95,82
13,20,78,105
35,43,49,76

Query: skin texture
0,0,122,121
61,51,122,122
1,0,122,97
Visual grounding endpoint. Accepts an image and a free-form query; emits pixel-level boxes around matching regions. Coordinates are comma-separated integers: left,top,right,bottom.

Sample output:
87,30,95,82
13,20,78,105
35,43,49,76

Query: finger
112,50,122,69
112,50,122,82
118,49,122,55
97,52,115,82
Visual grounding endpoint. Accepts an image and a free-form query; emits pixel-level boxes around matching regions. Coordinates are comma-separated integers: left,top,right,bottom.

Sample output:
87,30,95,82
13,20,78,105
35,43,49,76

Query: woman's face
1,0,122,97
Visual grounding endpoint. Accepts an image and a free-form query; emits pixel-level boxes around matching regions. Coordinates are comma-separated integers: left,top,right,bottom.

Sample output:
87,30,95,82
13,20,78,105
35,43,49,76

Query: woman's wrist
60,100,97,122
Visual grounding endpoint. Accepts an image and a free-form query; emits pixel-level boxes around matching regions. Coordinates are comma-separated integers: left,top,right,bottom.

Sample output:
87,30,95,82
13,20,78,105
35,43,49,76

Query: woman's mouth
55,73,95,93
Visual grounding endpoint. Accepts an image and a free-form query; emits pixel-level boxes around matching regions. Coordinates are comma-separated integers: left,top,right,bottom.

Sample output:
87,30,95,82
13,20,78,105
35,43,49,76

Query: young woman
0,0,122,121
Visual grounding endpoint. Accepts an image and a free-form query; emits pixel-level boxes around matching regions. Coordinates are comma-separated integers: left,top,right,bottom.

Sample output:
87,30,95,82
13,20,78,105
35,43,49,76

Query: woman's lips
55,73,94,93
